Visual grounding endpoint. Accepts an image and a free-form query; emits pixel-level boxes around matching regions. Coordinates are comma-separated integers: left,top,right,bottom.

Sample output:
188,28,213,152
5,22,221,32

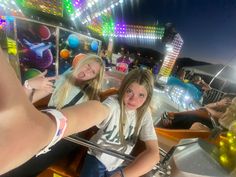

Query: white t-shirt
88,96,157,171
48,68,87,107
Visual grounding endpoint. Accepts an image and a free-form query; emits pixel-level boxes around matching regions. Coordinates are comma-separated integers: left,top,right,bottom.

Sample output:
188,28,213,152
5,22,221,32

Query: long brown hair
117,69,154,144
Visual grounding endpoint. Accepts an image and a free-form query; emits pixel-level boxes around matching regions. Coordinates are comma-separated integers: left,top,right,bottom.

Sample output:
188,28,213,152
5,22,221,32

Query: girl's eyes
126,89,146,98
139,93,145,98
87,64,96,75
126,88,132,93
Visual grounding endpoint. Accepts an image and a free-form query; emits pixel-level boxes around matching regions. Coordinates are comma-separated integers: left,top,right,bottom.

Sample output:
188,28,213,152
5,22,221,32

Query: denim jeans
80,154,125,177
171,109,213,129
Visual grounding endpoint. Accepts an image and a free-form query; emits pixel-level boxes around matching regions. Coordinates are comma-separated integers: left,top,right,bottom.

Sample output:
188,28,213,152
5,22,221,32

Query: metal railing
65,135,171,177
202,88,225,105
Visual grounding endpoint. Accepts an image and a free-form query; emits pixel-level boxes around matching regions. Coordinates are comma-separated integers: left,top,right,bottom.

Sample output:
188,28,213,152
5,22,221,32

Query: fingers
47,76,57,81
45,86,54,93
38,70,48,77
40,83,54,93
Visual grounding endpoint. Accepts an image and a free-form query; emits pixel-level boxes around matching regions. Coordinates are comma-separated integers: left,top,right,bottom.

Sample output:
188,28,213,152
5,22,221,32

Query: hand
27,70,57,93
110,172,122,177
217,98,231,107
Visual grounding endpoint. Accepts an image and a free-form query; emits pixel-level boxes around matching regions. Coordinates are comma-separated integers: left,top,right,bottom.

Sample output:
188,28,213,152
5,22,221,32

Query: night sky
117,0,236,66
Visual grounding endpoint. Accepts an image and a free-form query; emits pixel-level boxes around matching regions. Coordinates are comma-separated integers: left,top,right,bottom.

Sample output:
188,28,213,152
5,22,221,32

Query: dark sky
118,0,236,66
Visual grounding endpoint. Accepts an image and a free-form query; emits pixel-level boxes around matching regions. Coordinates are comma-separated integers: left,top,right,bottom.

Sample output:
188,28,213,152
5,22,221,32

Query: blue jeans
80,154,125,177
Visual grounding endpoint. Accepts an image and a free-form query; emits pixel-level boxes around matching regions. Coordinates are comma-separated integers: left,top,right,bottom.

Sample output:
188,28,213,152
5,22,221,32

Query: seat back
155,127,211,141
100,87,118,101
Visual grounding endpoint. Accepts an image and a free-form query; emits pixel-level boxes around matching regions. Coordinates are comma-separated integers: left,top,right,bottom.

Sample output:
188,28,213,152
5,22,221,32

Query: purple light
72,0,85,9
115,22,126,35
0,17,6,28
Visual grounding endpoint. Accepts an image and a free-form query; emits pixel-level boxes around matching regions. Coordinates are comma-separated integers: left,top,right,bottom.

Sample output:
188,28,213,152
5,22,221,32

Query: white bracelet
24,80,33,90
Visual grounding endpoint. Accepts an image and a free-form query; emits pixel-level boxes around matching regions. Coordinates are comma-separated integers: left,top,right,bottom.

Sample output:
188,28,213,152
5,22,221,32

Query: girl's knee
190,122,210,131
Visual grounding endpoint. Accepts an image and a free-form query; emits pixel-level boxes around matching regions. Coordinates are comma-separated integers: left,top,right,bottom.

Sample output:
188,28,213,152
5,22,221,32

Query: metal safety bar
64,135,170,176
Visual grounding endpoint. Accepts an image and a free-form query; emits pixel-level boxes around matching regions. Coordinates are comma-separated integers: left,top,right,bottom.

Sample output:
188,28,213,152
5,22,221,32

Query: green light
63,0,74,14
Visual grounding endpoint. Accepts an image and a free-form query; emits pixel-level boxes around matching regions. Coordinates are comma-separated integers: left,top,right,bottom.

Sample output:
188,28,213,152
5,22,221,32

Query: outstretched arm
0,47,109,174
62,101,109,137
200,80,211,91
112,140,160,177
205,97,231,109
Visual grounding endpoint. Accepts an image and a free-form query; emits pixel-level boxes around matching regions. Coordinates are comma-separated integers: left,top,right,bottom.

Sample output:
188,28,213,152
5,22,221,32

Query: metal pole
64,135,169,176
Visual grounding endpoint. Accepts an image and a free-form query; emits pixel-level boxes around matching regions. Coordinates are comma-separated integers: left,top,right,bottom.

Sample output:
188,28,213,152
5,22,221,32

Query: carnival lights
158,33,184,82
101,23,165,40
19,0,63,17
76,0,124,24
0,16,6,29
0,0,24,17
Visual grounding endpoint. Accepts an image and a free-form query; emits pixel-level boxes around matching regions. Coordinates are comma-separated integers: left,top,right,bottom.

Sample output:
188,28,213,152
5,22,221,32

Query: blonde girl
48,54,104,109
80,69,160,177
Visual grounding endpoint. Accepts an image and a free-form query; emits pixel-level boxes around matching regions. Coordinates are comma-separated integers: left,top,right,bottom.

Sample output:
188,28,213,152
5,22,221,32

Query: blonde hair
219,97,236,130
54,54,104,109
117,69,154,144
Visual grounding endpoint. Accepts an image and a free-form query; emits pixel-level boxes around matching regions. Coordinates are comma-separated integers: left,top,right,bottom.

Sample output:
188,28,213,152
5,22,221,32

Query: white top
88,96,157,171
48,68,87,107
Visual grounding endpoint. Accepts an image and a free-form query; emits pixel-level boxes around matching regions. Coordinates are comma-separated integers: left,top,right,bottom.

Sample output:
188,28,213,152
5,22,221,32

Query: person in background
152,62,161,80
191,75,211,92
159,94,235,130
117,51,132,66
100,49,110,67
129,58,139,70
80,69,160,177
176,69,186,81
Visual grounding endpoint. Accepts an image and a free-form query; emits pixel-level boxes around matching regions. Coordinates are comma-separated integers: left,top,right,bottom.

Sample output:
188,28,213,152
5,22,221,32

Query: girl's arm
112,140,160,177
62,101,110,136
204,98,231,120
205,97,230,109
204,107,224,120
200,80,211,91
31,90,52,103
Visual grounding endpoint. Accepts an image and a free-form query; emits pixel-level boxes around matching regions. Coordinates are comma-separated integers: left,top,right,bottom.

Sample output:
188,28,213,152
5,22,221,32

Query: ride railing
202,88,225,105
65,135,170,177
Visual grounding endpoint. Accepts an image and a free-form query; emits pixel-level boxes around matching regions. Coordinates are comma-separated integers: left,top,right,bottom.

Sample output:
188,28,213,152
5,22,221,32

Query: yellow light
230,144,236,155
7,38,17,56
228,137,236,145
219,154,231,167
227,132,233,138
219,141,226,147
